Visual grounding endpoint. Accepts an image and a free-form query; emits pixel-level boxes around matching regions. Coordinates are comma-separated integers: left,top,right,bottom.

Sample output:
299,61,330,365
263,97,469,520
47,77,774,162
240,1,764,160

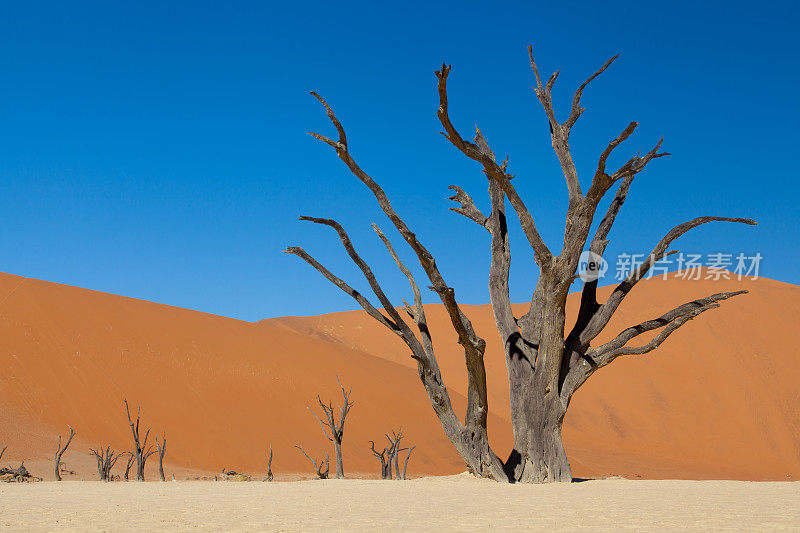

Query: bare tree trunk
156,433,166,482
54,426,76,481
333,440,344,479
505,370,571,482
266,445,274,482
0,445,6,463
402,446,415,480
123,452,134,481
289,45,756,482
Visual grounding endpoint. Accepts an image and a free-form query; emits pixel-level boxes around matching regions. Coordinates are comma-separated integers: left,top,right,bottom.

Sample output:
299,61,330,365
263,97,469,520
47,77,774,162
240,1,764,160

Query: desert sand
1,475,798,531
1,270,799,482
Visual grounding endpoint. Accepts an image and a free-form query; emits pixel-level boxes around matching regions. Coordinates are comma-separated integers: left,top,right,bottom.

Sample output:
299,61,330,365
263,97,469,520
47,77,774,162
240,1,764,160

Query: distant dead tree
385,429,405,480
368,440,390,480
294,444,329,479
384,429,414,480
265,445,274,482
307,377,354,479
155,433,167,481
54,425,76,481
122,452,135,481
89,446,123,481
287,46,756,482
0,445,6,463
402,446,415,480
0,461,39,482
124,399,157,481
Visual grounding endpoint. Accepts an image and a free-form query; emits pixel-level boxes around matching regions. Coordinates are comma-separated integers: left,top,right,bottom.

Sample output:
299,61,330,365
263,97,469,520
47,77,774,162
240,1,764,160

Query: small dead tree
54,425,76,481
122,452,135,481
288,46,756,482
124,399,157,481
384,428,415,480
294,444,329,479
89,446,122,481
368,440,390,480
266,445,274,482
155,432,167,481
402,445,415,480
385,428,405,480
1,461,40,483
0,445,6,463
307,377,354,479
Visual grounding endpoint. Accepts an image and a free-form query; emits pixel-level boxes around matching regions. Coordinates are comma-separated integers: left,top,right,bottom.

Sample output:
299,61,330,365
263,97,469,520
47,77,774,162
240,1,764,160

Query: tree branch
564,54,620,131
528,46,619,200
589,174,635,256
447,185,488,228
296,216,412,335
308,91,486,353
593,290,747,364
435,65,552,265
284,246,401,336
579,216,757,346
301,90,515,480
561,290,748,403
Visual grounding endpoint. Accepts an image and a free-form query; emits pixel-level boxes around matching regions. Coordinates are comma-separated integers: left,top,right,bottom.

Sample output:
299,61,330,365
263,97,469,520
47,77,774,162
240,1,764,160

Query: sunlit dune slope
0,272,496,479
264,274,800,480
1,271,797,481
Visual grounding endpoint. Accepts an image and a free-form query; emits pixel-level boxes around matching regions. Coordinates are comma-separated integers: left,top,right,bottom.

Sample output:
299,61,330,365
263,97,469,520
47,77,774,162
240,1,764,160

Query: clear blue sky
0,1,797,321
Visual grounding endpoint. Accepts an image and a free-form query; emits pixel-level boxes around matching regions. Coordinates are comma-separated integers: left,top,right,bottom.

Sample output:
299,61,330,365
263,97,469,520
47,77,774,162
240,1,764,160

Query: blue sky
0,1,797,320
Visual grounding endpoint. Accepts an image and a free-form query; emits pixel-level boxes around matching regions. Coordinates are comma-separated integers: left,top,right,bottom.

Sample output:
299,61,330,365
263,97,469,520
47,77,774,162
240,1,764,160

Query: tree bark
333,440,343,479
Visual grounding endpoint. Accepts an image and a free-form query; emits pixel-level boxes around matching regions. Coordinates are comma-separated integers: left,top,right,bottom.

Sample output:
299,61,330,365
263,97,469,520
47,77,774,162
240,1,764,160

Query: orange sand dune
1,271,798,481
264,274,800,480
0,272,496,480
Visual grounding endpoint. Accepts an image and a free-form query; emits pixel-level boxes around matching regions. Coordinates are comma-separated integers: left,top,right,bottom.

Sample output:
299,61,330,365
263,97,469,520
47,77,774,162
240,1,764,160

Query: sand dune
1,271,798,481
267,274,800,480
0,272,485,479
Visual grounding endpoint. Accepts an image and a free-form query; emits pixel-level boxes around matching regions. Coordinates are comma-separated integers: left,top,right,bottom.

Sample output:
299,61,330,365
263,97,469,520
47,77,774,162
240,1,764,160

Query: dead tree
0,461,38,482
266,445,274,482
90,446,122,481
123,452,134,481
294,444,329,479
368,440,390,480
307,377,354,479
155,433,167,481
402,446,415,480
0,445,6,463
124,399,157,481
287,45,756,483
54,425,76,481
384,428,414,480
385,428,405,479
